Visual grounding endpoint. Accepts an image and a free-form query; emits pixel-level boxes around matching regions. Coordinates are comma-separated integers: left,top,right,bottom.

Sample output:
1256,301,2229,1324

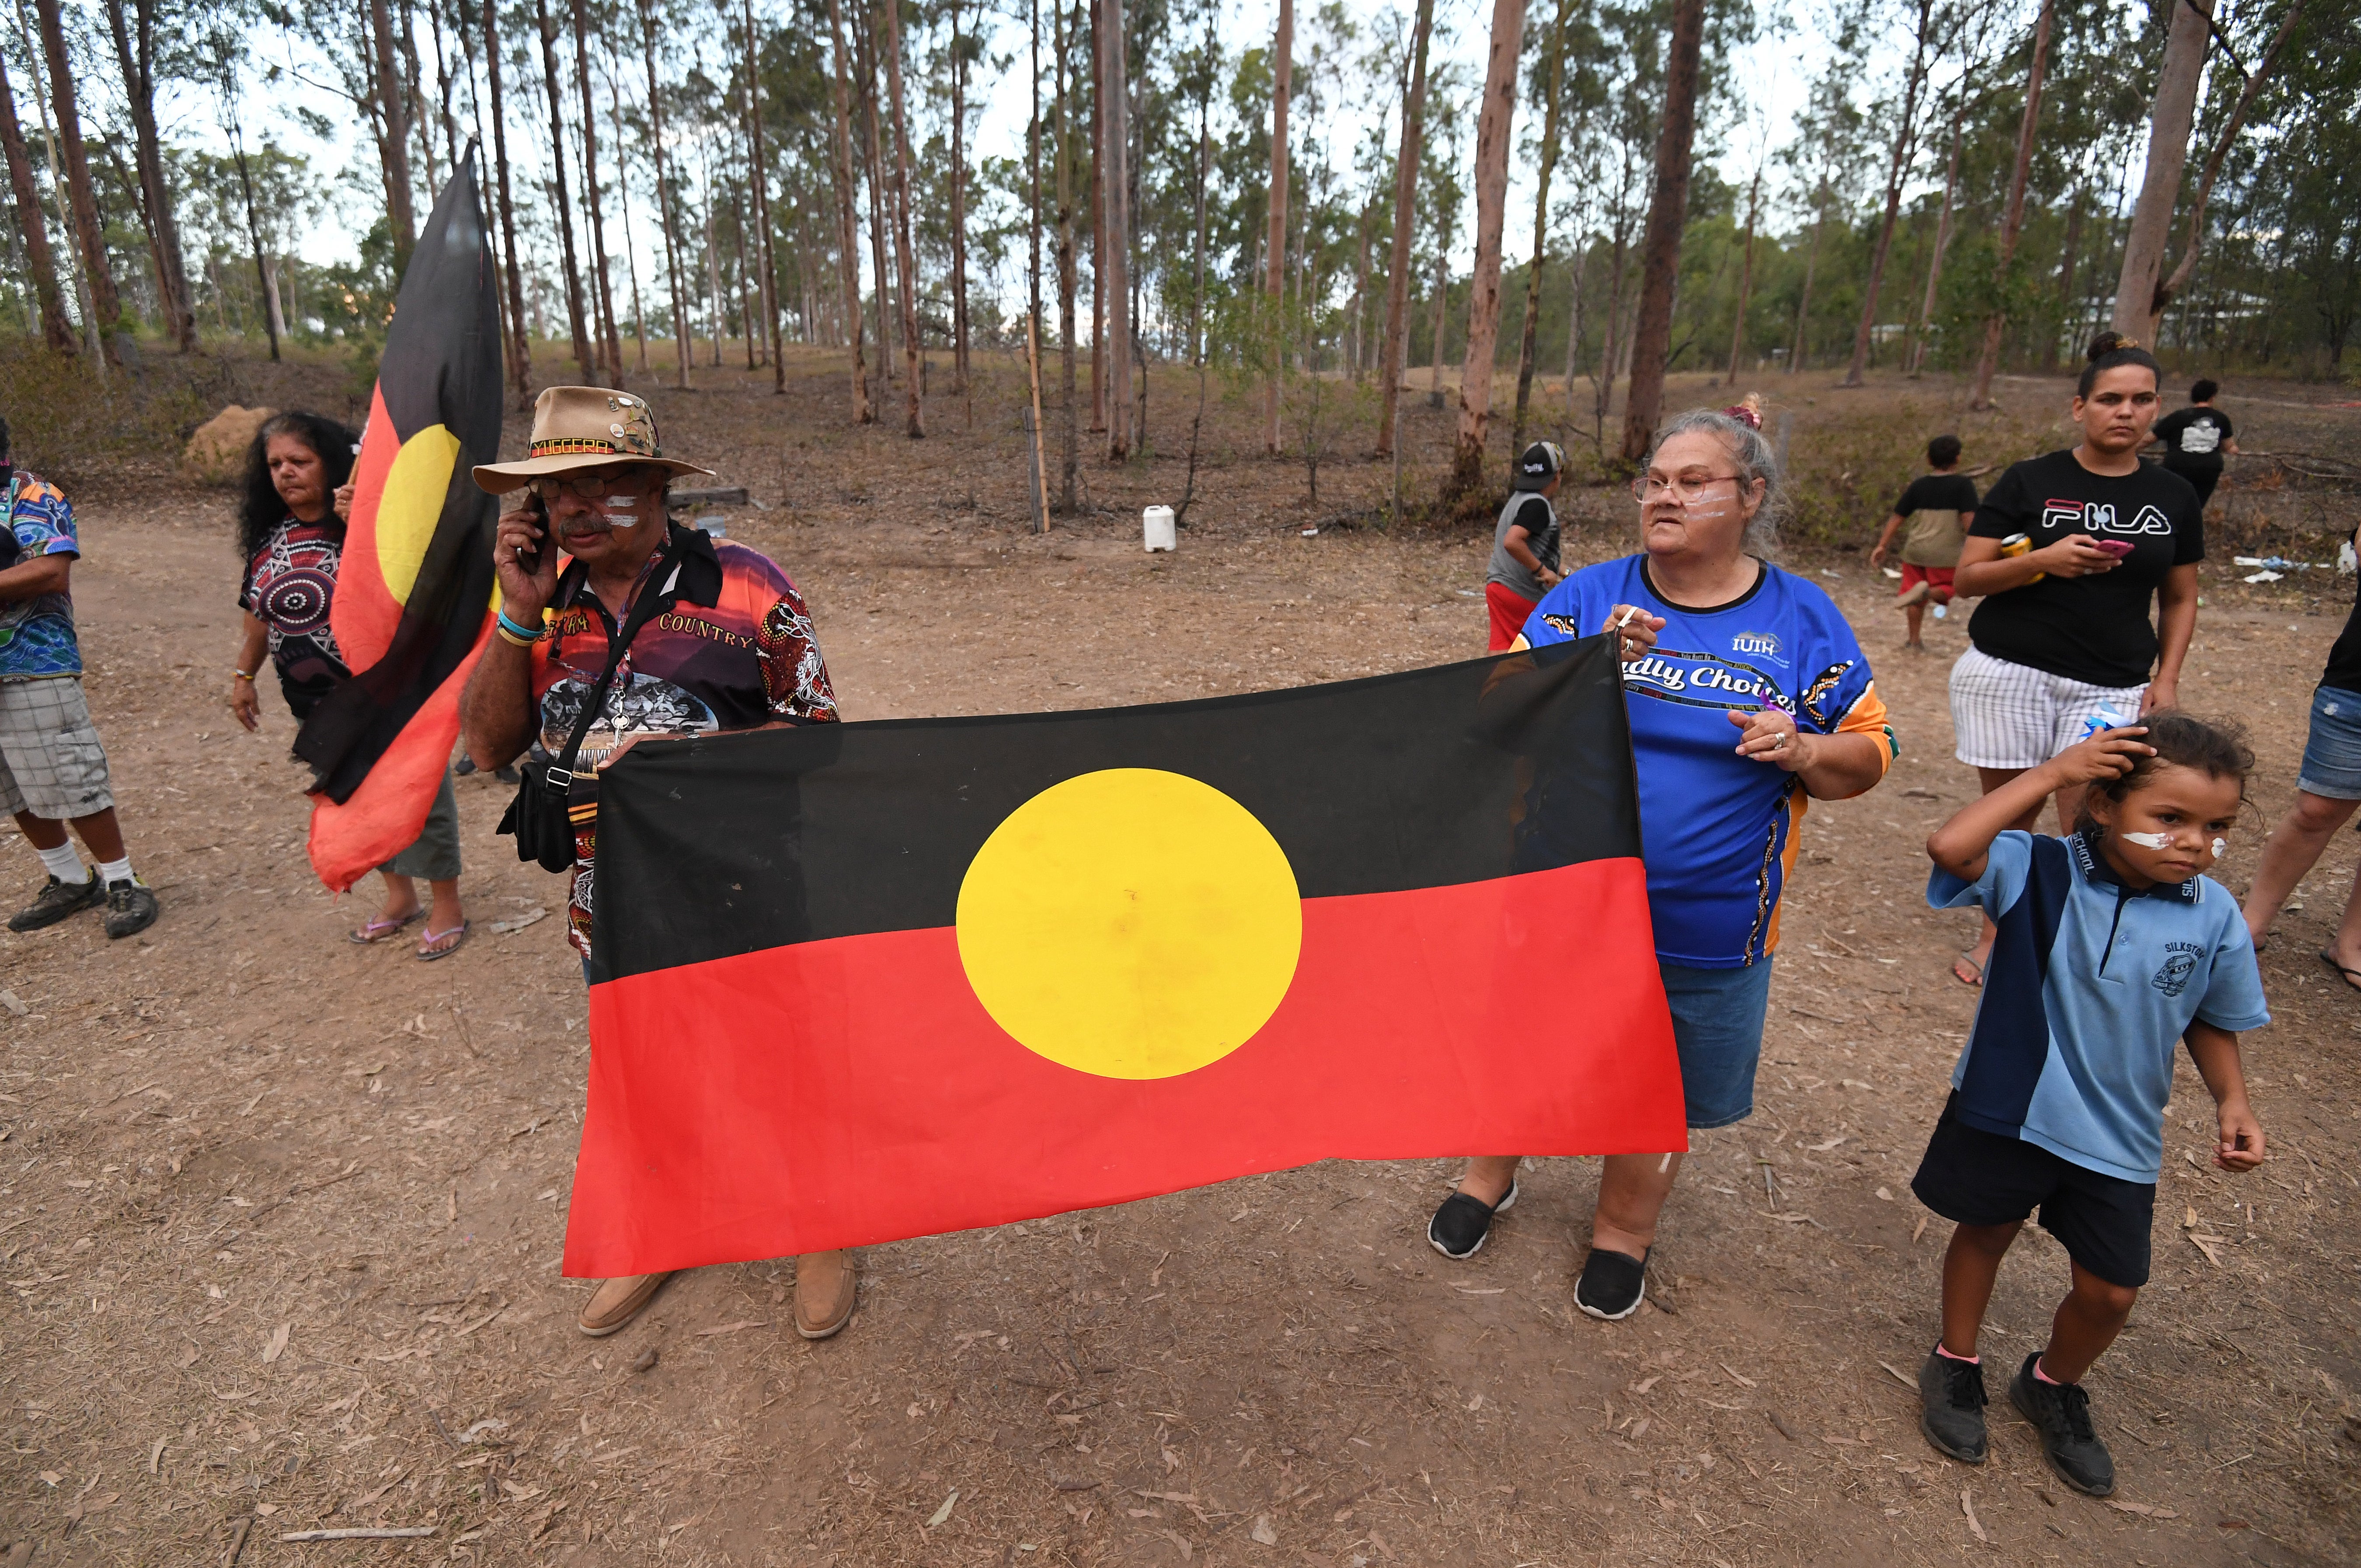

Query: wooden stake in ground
884,0,923,436
1374,0,1432,462
1968,0,2053,410
1100,0,1132,459
1262,0,1293,455
827,0,870,421
1446,0,1526,500
1618,0,1703,463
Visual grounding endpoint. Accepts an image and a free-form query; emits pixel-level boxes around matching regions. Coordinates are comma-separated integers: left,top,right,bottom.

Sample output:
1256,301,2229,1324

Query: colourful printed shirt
0,471,81,679
239,518,350,716
529,525,840,956
1929,828,2269,1183
1522,555,1895,967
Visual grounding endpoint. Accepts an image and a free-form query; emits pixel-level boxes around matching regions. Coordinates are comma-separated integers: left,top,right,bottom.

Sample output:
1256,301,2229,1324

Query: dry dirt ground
1,355,2357,1568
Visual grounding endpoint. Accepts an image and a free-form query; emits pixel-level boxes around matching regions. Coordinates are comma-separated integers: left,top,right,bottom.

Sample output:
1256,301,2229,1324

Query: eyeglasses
1630,475,1742,505
529,473,636,499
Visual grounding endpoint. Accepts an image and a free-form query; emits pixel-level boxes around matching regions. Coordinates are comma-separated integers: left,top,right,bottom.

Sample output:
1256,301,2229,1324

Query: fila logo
2043,500,2086,531
2041,499,2173,536
2130,504,2173,534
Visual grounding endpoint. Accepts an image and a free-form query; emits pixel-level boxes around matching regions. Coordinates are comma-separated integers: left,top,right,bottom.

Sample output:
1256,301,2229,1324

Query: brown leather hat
470,385,715,494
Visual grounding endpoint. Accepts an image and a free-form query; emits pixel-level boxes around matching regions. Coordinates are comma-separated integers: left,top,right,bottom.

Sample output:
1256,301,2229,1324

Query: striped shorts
0,675,114,819
1948,645,2147,771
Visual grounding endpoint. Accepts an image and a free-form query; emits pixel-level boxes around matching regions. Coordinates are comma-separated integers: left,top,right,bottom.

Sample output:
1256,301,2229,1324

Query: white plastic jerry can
1143,505,1177,553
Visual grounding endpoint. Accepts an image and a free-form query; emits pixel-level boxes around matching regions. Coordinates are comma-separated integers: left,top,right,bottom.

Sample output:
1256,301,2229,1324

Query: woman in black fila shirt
1942,333,2203,986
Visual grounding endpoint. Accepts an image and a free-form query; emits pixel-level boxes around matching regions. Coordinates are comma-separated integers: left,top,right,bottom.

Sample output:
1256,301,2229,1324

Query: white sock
95,855,133,886
37,841,89,884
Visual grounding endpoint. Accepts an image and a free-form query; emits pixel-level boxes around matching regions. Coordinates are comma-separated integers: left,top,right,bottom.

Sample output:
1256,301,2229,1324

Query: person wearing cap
459,386,854,1342
1483,442,1568,653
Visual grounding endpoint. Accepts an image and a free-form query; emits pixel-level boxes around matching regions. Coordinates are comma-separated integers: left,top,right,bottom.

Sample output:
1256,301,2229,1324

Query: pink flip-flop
416,920,470,962
348,908,425,945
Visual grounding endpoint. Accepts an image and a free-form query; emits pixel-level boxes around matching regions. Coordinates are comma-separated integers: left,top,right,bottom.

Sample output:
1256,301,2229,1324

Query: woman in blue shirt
1425,404,1898,1320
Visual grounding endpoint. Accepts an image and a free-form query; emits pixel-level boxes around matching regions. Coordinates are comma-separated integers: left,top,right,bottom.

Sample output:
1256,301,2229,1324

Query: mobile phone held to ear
511,494,546,575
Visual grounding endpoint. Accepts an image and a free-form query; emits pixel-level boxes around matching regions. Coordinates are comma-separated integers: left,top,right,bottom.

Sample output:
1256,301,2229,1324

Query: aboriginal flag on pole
562,638,1685,1277
294,146,502,891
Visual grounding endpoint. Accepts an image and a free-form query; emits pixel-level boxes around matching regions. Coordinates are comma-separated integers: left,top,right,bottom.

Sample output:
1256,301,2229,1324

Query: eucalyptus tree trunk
884,0,923,435
1842,0,1934,386
1727,162,1761,381
570,0,623,378
0,60,72,351
1054,0,1080,510
533,0,594,380
1372,0,1432,458
949,0,971,407
1511,0,1572,457
102,0,192,350
1261,0,1292,453
1447,0,1528,497
31,0,121,359
1969,0,2054,410
1099,0,1130,459
639,5,693,389
743,0,784,390
1619,0,1704,462
1907,90,1965,377
2110,0,2210,342
365,0,418,264
474,0,535,404
827,0,871,420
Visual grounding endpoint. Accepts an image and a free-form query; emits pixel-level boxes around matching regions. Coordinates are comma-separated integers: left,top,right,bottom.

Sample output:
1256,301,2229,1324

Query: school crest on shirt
2152,942,2203,997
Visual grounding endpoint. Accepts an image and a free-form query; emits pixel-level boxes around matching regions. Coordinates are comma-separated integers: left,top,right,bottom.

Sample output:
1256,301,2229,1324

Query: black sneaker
1917,1345,1989,1463
7,872,101,932
1426,1179,1518,1260
101,877,159,939
1573,1245,1651,1321
2009,1353,2116,1496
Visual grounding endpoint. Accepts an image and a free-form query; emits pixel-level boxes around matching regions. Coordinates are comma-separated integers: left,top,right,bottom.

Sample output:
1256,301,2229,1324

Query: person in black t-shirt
2149,379,2238,510
1870,434,1978,652
1942,333,2203,987
2242,520,2361,982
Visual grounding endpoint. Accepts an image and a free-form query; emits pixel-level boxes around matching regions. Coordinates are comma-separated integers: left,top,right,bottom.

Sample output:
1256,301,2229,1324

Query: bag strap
547,524,692,784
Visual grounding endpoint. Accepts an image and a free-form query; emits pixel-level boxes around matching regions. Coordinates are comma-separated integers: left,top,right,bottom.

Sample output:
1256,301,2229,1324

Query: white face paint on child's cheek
2119,831,2174,850
2212,838,2227,859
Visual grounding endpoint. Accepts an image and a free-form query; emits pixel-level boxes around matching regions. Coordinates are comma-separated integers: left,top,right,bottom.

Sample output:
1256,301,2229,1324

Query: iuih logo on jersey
1731,631,1783,661
2042,499,2173,536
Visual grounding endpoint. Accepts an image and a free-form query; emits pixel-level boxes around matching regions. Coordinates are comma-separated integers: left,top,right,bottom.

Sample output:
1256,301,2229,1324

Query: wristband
496,610,546,643
494,622,541,650
232,668,256,681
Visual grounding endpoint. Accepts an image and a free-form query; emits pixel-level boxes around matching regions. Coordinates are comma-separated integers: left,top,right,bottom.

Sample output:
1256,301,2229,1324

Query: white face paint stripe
2212,838,2227,859
2119,831,2173,849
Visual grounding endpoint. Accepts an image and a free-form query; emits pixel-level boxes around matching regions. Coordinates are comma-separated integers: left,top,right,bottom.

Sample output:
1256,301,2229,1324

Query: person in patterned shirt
460,386,851,1345
0,414,159,938
227,411,471,957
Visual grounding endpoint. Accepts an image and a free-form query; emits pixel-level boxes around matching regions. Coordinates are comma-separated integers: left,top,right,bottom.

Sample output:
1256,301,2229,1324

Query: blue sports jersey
1523,556,1894,967
1929,828,2269,1184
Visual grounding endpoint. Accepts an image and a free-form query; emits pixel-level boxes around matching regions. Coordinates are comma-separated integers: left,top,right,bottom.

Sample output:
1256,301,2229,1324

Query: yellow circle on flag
955,768,1302,1080
373,423,462,606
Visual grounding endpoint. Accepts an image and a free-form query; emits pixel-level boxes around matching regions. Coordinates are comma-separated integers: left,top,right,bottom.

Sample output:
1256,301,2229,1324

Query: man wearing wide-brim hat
461,386,857,1341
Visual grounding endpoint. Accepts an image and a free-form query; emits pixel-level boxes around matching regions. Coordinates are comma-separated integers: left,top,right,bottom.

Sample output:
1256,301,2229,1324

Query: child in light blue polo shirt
1908,713,2267,1500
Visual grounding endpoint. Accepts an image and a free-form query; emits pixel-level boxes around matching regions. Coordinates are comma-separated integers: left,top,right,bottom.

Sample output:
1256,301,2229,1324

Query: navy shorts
1911,1092,2156,1288
2297,685,2361,800
1660,956,1775,1130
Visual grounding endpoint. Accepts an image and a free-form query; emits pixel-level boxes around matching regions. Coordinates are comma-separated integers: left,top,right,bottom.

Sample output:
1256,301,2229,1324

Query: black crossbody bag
497,529,689,873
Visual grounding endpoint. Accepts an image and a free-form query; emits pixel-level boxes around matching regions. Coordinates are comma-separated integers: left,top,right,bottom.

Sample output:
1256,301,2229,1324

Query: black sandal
2317,950,2361,992
1427,1179,1519,1260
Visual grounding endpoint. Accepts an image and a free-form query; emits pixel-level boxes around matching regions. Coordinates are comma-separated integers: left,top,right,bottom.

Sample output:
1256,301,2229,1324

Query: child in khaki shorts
1870,434,1978,652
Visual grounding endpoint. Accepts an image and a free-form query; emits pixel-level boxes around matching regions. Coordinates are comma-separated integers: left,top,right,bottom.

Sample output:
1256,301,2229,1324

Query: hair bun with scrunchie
2087,330,2142,362
1722,392,1764,430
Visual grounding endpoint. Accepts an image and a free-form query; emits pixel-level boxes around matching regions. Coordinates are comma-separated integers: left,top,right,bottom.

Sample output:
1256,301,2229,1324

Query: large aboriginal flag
293,148,502,890
562,638,1686,1276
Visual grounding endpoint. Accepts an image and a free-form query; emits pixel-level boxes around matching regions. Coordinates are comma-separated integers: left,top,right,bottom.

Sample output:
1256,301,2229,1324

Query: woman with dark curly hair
228,411,469,958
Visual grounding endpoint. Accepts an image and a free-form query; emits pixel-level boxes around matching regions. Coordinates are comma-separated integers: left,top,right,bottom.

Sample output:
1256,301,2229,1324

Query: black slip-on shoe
102,878,159,939
1918,1346,1989,1463
8,872,101,932
2009,1353,2116,1496
1426,1179,1518,1260
1574,1245,1651,1320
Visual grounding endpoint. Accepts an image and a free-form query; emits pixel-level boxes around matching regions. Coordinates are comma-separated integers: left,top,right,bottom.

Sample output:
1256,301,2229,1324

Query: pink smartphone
2092,539,2135,558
